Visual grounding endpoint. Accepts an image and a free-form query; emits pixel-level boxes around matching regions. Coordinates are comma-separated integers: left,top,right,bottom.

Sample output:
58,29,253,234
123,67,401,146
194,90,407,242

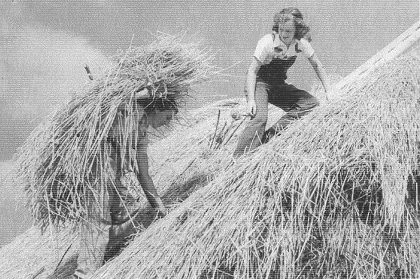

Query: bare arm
246,57,262,117
308,53,331,100
136,143,165,210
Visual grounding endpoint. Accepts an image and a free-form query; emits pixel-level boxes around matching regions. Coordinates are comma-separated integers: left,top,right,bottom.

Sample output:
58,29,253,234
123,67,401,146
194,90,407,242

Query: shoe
156,207,167,219
72,269,89,279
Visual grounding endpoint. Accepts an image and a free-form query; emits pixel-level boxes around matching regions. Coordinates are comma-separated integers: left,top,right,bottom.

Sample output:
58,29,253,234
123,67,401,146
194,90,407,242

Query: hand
247,99,257,118
324,88,332,102
153,197,168,218
156,205,168,219
324,92,330,102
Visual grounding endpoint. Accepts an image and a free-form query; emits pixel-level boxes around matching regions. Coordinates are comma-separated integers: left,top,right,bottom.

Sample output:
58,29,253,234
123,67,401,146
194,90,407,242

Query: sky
0,0,418,161
0,160,31,247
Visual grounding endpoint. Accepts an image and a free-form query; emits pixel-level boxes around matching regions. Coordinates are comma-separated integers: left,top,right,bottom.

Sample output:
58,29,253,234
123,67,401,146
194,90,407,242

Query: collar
272,32,296,49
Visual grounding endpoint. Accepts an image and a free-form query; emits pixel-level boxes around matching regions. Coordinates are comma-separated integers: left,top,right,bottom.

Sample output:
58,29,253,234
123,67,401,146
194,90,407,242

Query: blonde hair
272,7,312,42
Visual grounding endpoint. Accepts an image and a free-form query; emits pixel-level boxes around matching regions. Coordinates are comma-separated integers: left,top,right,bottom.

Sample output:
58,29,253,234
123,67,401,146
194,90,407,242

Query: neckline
273,33,295,50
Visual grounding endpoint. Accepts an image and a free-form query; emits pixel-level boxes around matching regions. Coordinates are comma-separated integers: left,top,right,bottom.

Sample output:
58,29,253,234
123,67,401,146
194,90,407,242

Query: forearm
246,71,257,101
137,172,162,208
136,143,164,209
309,54,331,97
316,65,331,94
245,58,261,102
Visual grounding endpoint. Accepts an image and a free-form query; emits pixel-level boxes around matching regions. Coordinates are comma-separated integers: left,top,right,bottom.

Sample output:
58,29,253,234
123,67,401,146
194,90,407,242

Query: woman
234,7,330,157
73,96,178,278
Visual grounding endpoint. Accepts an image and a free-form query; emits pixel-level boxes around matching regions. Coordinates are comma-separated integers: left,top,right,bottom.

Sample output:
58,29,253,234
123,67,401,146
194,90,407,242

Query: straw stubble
94,53,420,278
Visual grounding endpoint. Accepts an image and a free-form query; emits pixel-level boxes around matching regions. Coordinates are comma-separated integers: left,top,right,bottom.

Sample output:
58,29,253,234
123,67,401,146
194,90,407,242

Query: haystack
0,98,254,279
93,52,420,278
14,33,218,230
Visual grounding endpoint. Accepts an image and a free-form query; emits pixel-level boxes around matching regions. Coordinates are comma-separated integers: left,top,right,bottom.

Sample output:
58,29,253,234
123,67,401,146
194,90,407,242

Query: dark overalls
233,37,319,157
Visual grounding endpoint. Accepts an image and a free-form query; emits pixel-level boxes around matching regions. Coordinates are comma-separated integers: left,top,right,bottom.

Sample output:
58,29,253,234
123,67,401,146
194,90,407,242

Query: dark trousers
233,81,319,157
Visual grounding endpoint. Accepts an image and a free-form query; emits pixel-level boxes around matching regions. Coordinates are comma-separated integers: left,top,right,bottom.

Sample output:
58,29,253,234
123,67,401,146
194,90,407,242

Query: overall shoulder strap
295,42,302,53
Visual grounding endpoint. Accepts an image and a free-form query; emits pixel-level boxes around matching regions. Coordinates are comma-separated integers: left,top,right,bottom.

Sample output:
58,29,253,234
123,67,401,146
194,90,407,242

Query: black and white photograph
1,0,420,278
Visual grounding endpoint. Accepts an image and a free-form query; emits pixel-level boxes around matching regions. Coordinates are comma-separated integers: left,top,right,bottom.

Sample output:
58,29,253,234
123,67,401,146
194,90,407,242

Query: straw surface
0,227,76,279
93,53,420,278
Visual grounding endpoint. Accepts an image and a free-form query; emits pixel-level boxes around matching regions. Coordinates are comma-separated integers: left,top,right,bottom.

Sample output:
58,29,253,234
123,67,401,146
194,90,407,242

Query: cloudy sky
1,0,418,161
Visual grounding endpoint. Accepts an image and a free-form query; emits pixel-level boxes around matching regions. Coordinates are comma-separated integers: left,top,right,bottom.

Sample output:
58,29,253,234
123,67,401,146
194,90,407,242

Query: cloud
0,160,20,202
3,25,110,118
0,2,111,160
0,159,33,248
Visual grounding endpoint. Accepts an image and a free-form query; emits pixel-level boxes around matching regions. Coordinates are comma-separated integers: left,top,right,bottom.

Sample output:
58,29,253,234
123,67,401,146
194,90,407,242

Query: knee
311,97,320,108
307,97,320,109
248,113,268,127
297,97,319,113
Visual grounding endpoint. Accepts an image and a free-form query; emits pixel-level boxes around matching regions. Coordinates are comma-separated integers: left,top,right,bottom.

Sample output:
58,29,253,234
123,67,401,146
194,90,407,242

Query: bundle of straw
94,52,420,278
0,99,247,279
14,33,217,230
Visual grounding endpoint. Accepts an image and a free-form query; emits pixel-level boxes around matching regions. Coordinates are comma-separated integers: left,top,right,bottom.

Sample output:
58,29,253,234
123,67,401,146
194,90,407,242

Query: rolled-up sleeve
253,35,271,64
298,39,315,58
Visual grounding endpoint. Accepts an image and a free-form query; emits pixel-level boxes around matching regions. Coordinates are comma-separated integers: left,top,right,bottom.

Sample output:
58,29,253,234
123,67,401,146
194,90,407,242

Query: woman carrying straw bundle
73,93,178,279
233,7,331,157
12,32,216,279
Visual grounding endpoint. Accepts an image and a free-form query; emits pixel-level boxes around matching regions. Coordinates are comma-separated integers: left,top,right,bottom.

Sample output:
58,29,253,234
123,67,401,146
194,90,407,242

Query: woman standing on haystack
73,94,178,279
234,7,331,157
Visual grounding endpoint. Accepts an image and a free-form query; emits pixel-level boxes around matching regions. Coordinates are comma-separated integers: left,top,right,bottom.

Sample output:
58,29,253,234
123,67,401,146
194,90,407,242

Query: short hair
272,7,312,42
137,96,178,114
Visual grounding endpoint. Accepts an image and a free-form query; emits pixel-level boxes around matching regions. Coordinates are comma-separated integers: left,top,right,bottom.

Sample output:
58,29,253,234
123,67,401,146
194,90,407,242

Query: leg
105,146,138,261
233,81,270,157
75,144,133,277
74,193,112,278
105,175,134,261
264,84,319,141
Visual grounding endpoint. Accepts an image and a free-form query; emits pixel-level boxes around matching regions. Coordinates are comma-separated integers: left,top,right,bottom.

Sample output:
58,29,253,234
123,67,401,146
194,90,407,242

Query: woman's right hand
247,99,257,118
